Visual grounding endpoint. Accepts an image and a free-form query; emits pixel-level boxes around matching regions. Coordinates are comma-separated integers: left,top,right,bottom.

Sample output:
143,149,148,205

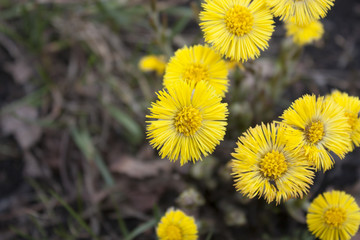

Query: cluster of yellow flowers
140,0,329,75
154,92,360,240
141,0,360,239
156,190,360,240
232,92,360,239
146,45,230,166
232,92,360,204
200,0,330,62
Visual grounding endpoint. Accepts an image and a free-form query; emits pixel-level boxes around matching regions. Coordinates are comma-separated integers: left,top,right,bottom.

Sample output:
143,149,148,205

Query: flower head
226,60,245,72
147,81,228,165
327,90,360,151
307,190,360,240
285,18,324,46
157,208,198,240
164,45,229,97
266,0,335,26
200,0,274,62
281,95,352,172
231,122,315,204
138,55,166,75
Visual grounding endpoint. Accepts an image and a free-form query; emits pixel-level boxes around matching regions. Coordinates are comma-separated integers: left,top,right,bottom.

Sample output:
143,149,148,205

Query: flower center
166,225,183,240
345,112,357,130
225,5,254,37
324,207,346,228
174,106,202,136
183,63,209,84
260,150,288,180
305,120,325,144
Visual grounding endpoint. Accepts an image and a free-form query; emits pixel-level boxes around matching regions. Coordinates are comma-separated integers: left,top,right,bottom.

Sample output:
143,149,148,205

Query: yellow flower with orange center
285,18,324,46
138,55,166,75
156,208,198,240
327,90,360,152
307,190,360,240
164,45,229,97
200,0,274,62
231,122,315,204
147,81,228,165
266,0,335,26
281,95,352,172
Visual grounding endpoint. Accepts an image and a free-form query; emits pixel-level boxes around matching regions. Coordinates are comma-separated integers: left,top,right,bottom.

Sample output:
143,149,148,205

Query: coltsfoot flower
231,122,315,204
327,90,360,151
200,0,274,62
226,60,245,72
147,81,228,165
138,55,166,75
281,95,352,172
285,18,324,46
157,208,198,240
266,0,335,26
307,190,360,240
164,45,229,97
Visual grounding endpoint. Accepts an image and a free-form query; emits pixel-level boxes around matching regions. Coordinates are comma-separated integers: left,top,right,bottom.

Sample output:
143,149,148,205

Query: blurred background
0,0,360,239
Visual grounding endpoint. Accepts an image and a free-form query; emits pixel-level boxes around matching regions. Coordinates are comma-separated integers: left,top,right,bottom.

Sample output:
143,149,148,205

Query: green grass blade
70,127,114,187
1,87,49,114
117,213,130,238
206,232,213,240
54,227,76,240
50,191,99,240
104,104,143,145
29,215,47,239
124,219,157,240
70,127,95,160
110,196,129,238
94,152,115,186
152,204,161,222
10,227,37,240
170,14,193,39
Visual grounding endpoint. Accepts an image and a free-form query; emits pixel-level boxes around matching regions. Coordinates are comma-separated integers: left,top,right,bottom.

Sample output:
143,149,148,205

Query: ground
0,0,360,239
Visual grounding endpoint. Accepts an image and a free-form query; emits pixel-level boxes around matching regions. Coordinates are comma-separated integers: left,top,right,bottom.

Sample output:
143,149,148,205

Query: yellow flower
281,95,352,172
307,190,360,240
146,81,228,165
327,90,360,151
266,0,335,26
226,60,245,72
138,55,166,75
164,45,229,97
285,18,324,46
199,0,275,62
157,208,198,240
231,122,315,204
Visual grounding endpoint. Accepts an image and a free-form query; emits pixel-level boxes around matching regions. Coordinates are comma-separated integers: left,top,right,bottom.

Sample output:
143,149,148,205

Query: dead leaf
1,106,42,149
124,177,167,212
110,155,172,179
